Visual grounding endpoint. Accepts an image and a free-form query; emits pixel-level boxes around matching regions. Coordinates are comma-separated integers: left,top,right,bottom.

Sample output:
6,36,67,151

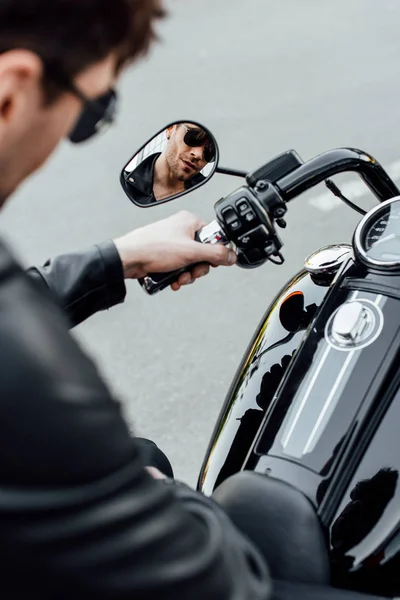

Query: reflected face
164,123,209,182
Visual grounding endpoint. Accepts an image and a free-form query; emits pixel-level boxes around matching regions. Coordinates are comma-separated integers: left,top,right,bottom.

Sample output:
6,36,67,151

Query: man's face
0,50,117,203
164,123,208,182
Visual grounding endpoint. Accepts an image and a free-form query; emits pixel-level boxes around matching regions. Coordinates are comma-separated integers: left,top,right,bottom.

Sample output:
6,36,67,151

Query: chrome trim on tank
305,244,353,279
281,345,331,450
303,350,356,454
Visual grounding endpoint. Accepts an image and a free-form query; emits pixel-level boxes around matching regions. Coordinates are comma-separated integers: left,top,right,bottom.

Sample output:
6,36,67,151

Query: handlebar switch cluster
216,187,261,241
255,180,287,225
215,185,284,268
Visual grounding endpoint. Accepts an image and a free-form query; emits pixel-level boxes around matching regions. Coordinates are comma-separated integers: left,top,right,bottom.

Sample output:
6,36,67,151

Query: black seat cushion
213,471,330,585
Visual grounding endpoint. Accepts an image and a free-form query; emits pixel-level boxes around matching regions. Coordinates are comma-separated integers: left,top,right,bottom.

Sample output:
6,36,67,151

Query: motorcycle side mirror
120,121,219,208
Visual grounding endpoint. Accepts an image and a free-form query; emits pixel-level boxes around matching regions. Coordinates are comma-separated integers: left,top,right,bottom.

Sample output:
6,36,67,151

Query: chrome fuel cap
325,298,384,351
331,301,371,344
305,244,353,283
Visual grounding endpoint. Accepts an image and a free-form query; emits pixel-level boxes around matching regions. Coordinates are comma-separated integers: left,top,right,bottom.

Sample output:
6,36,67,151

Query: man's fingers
171,271,192,291
170,263,210,291
191,263,210,280
177,264,210,286
178,272,192,286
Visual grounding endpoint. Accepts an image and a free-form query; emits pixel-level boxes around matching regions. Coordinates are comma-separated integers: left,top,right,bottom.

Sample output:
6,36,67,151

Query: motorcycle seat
213,471,330,585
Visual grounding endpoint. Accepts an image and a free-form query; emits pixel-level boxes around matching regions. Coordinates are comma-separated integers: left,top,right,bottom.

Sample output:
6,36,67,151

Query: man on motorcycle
0,2,386,599
0,1,271,598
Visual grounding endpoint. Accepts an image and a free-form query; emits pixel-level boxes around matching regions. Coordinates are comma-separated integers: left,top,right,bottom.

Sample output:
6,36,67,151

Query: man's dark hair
0,0,165,100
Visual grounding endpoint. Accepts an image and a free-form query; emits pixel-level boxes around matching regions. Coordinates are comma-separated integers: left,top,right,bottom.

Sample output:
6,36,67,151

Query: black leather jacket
0,238,271,599
125,152,206,205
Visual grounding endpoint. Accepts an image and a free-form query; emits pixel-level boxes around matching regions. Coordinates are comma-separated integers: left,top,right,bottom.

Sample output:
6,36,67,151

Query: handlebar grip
138,221,230,295
138,265,200,294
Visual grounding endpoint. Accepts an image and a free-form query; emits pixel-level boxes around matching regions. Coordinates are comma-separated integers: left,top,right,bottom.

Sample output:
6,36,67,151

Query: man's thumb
194,242,237,266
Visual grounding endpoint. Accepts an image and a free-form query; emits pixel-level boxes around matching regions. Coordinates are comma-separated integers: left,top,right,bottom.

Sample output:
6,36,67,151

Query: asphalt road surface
2,0,400,485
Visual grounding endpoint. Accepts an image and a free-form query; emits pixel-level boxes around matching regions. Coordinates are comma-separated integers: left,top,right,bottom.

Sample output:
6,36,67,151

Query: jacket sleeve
26,240,126,328
0,246,272,600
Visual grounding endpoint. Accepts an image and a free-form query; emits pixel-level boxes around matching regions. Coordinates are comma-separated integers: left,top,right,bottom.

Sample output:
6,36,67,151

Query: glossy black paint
197,268,329,496
342,261,400,300
245,260,400,596
277,148,400,203
254,291,399,472
328,389,400,597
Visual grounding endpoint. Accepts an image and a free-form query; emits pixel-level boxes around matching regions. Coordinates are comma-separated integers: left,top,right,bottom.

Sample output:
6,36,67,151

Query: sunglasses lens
69,90,117,144
183,130,202,147
183,129,216,163
204,143,215,163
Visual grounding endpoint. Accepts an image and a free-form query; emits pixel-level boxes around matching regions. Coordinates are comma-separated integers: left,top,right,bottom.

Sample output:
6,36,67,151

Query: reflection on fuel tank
255,331,319,457
331,468,399,555
329,468,399,594
214,353,295,488
316,435,348,506
214,294,318,487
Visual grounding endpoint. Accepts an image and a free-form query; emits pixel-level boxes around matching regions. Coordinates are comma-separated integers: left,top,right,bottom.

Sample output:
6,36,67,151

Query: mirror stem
216,166,248,178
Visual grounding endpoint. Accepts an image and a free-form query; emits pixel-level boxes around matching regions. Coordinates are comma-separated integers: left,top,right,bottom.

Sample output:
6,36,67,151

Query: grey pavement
1,0,400,485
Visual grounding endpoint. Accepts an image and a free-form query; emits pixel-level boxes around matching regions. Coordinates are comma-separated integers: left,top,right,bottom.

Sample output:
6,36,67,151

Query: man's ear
165,125,174,140
0,50,43,123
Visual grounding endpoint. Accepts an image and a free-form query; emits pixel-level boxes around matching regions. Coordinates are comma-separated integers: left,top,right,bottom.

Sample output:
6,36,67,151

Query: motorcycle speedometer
353,196,400,270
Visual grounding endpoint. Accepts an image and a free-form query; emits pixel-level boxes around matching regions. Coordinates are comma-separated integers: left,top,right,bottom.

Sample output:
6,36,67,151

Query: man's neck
0,162,18,209
0,187,11,209
153,154,184,201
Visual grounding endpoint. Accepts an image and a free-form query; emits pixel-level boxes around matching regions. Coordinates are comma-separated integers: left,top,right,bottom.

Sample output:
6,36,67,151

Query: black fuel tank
197,268,329,495
249,271,400,596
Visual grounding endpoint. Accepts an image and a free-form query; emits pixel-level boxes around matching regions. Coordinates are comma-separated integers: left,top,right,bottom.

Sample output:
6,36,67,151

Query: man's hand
114,211,237,291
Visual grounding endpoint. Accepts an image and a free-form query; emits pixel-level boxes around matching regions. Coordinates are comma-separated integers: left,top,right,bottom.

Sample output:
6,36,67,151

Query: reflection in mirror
121,121,218,207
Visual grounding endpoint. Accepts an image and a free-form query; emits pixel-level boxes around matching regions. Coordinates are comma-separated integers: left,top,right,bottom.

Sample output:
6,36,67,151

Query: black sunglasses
43,63,118,143
67,86,118,144
181,124,216,163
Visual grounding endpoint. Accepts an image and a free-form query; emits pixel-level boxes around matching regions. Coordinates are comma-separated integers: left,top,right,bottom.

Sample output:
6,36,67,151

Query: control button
238,234,251,247
237,225,269,249
221,206,236,222
235,199,257,224
222,206,242,233
243,210,256,224
236,199,250,215
230,219,241,232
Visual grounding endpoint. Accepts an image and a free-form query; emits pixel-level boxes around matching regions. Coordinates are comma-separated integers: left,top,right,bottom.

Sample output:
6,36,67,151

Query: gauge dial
354,197,400,269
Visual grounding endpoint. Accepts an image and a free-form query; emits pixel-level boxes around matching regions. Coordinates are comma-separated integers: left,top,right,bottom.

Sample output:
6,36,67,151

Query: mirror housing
120,120,219,208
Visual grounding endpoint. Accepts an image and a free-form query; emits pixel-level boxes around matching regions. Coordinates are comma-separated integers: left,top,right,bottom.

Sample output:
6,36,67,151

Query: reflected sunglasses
181,124,216,163
44,63,118,143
